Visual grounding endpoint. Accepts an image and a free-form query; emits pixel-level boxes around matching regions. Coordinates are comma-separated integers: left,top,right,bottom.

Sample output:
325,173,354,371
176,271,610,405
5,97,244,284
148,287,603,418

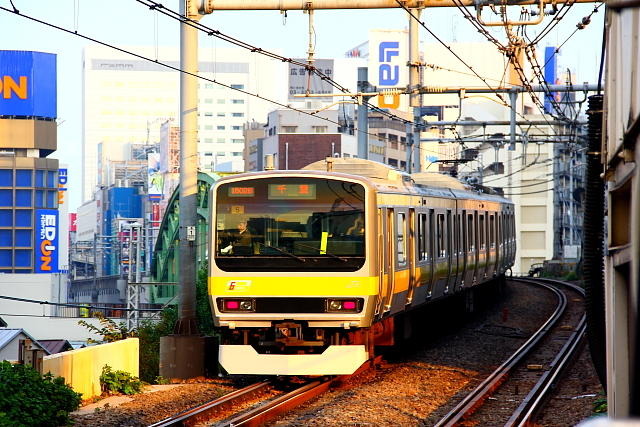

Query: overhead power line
0,6,409,148
134,0,413,126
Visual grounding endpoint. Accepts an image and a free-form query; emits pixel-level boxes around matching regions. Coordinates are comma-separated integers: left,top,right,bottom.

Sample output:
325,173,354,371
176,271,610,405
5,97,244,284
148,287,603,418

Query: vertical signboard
368,30,408,111
35,209,59,273
543,46,558,114
148,152,163,200
58,167,69,271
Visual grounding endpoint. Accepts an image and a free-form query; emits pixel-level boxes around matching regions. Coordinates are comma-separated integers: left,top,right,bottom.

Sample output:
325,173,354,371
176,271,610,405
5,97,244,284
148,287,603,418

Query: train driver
220,217,253,255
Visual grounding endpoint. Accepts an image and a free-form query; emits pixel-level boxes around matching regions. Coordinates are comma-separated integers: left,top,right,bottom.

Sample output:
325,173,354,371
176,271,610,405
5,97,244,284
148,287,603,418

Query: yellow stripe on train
210,276,379,296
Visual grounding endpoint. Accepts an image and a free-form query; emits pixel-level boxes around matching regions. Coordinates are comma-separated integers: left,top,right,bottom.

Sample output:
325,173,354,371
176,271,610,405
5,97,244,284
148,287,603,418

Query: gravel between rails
70,280,604,427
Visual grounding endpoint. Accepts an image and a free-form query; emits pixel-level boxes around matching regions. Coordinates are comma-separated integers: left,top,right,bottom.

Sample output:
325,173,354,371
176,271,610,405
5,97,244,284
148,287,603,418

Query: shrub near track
0,361,82,427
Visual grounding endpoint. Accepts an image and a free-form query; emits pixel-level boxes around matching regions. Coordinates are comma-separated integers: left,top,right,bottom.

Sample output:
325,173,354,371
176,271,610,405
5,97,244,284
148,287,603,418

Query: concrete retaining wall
43,338,139,399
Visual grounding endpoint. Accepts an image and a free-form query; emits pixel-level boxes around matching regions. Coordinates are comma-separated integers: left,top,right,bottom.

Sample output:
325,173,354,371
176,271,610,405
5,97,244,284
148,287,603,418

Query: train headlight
219,298,256,312
326,298,362,313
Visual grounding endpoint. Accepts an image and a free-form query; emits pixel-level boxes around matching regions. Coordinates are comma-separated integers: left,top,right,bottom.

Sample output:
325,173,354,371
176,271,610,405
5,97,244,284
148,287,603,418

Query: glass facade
0,166,59,273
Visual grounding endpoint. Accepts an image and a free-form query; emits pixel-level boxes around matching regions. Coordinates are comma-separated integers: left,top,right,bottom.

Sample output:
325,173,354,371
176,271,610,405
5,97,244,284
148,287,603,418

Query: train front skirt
219,344,368,375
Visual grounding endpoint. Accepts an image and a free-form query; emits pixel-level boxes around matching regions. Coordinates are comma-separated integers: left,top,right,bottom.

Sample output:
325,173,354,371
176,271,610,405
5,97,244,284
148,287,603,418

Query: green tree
0,361,82,427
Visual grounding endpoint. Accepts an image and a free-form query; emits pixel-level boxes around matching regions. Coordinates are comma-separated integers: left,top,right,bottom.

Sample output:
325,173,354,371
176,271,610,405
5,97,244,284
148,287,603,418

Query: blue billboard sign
0,51,57,118
35,209,59,273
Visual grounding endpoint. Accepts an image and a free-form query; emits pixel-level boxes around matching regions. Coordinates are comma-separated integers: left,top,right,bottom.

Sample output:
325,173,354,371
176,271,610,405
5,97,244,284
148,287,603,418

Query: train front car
209,171,376,375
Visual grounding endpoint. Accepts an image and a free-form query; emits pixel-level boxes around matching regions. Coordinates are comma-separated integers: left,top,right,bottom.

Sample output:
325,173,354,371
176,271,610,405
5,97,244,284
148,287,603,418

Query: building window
0,209,11,226
204,138,213,143
233,152,243,156
232,125,242,131
231,139,244,144
232,99,244,104
15,210,30,227
0,230,12,246
231,84,244,89
217,112,225,117
15,249,31,267
204,152,213,156
217,99,225,104
204,98,213,104
0,190,12,207
312,126,328,133
0,170,11,186
204,125,213,130
15,170,32,187
232,112,244,118
15,229,31,247
216,151,226,156
217,138,225,143
35,170,44,187
217,126,225,130
204,112,213,117
15,190,31,207
281,126,297,133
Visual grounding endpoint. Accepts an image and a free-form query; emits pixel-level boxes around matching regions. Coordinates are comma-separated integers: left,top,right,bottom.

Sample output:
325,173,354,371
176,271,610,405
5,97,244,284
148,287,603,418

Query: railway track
434,277,586,426
149,358,380,426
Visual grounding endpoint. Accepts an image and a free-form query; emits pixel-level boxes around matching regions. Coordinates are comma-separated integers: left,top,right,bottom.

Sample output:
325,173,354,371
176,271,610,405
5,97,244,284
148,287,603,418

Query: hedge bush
0,361,82,427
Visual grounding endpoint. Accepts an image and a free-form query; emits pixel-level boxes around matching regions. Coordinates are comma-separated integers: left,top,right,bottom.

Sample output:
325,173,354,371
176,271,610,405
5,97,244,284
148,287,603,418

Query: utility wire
0,295,162,312
0,6,408,148
134,0,412,125
395,0,554,137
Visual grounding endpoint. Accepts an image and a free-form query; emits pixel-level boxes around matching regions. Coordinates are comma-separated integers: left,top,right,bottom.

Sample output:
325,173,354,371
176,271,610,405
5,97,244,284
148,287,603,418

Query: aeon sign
0,51,57,118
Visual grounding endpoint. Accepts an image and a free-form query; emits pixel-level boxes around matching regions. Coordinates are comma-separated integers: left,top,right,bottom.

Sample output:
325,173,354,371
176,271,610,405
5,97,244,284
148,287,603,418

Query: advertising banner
288,59,334,101
0,51,57,118
35,209,59,273
58,167,69,271
148,152,163,200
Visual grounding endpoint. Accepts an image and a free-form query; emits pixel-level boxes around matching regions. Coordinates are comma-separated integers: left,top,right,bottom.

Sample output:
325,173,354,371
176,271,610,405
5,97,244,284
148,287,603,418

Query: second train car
209,158,515,375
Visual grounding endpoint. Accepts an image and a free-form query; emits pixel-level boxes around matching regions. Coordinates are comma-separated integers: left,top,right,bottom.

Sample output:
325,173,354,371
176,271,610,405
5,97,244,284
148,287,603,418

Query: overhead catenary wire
134,0,413,126
0,5,409,149
395,0,557,137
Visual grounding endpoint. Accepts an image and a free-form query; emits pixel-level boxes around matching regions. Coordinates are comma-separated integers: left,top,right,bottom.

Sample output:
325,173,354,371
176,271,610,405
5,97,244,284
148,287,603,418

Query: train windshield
214,177,366,272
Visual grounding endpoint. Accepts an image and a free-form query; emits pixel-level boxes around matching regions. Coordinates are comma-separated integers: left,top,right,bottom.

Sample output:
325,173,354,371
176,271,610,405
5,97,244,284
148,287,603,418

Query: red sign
69,213,77,232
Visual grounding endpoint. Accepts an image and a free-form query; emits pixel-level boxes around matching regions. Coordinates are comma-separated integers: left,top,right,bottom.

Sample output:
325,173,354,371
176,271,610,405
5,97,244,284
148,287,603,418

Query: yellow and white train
209,158,515,375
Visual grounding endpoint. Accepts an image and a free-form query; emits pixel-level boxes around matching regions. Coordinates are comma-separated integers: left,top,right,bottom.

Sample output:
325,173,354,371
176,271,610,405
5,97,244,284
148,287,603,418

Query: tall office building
82,45,288,202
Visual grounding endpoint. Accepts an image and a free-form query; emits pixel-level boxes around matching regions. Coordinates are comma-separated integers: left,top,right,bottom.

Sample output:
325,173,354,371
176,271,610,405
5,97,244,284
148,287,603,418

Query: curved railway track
149,358,379,426
435,277,586,426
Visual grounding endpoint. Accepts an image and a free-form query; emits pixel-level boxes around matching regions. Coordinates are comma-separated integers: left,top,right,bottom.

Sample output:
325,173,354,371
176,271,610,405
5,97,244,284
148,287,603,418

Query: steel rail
434,279,567,427
148,380,272,427
218,378,334,426
507,278,587,426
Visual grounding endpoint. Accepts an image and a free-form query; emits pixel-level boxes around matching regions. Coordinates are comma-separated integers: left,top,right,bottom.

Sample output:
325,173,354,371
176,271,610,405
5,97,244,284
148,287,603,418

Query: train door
379,207,395,313
496,212,502,274
406,208,417,304
445,210,453,293
461,210,469,287
472,211,479,283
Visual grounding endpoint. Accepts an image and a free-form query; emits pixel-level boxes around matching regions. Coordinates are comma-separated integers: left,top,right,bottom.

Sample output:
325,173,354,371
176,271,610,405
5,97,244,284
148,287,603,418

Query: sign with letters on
0,51,57,118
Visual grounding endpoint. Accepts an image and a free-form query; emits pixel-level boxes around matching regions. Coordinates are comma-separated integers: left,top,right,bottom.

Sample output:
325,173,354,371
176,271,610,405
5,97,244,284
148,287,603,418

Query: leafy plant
78,312,137,344
196,262,215,336
137,306,178,383
593,396,607,414
99,364,143,395
0,360,82,427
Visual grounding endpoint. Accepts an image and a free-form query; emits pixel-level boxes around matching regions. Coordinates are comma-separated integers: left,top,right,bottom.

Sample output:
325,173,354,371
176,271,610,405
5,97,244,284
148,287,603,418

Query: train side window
397,212,406,266
467,213,474,252
479,214,486,250
462,210,468,253
490,214,495,249
446,210,452,258
418,213,428,261
436,213,445,258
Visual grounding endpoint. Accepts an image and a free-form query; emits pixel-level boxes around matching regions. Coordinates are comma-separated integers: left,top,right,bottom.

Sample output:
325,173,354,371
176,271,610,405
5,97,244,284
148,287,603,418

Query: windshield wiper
293,242,348,262
257,242,306,262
